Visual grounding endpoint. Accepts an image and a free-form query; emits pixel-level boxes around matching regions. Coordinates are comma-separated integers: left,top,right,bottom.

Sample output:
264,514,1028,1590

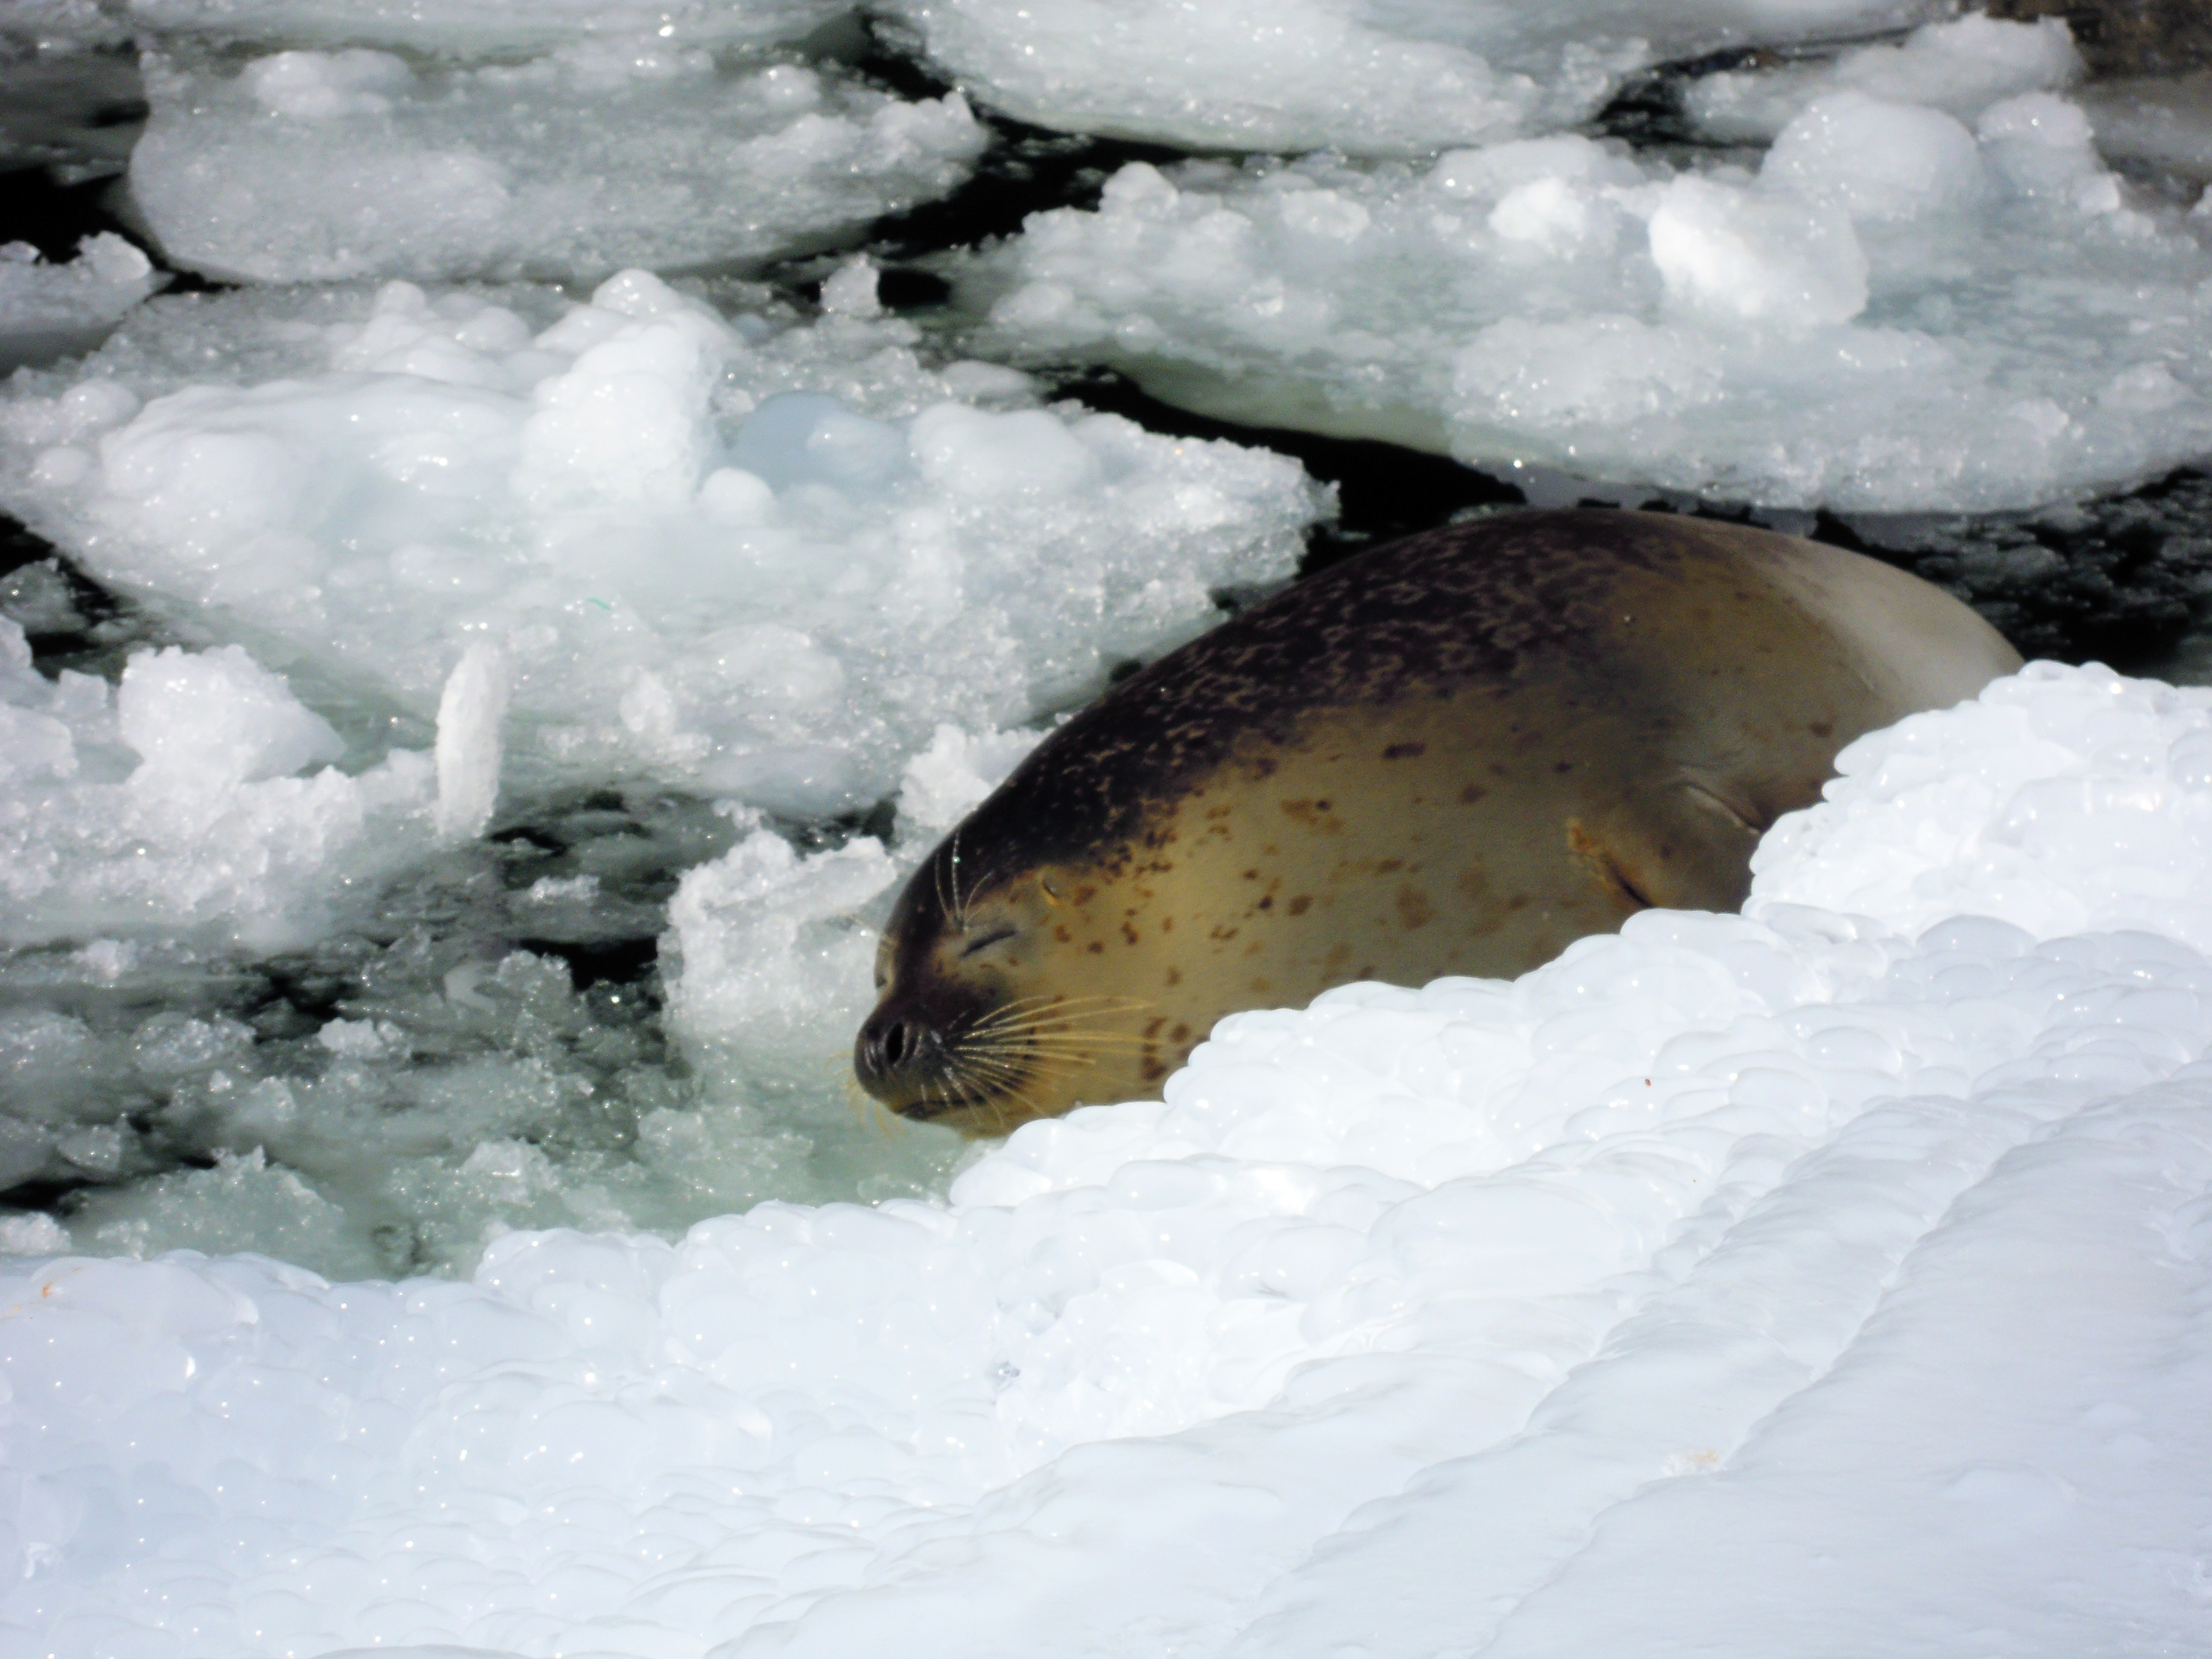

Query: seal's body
856,511,2020,1133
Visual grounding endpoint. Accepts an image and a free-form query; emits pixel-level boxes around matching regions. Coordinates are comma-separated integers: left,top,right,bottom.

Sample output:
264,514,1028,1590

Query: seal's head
853,829,1154,1136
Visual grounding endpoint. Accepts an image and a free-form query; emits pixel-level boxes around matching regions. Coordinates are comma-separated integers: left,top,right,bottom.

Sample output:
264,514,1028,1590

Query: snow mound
1753,660,2212,948
959,88,2212,512
6,665,2212,1656
0,267,1327,817
129,46,986,284
879,0,1946,155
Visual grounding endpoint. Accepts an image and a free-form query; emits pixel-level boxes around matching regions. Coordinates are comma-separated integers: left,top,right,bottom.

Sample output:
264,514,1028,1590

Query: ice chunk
128,46,986,284
0,617,435,949
878,0,1948,155
894,720,1047,838
1646,174,1869,325
1686,15,2084,142
660,720,1044,1089
1759,92,1986,224
0,272,1327,817
0,233,163,372
959,103,2212,511
117,643,346,784
432,640,508,842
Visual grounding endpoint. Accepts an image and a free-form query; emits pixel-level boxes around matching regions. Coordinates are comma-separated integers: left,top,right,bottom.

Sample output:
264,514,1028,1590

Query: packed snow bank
878,0,1946,155
0,233,161,372
129,46,985,284
8,667,2212,1657
959,82,2212,513
0,267,1327,816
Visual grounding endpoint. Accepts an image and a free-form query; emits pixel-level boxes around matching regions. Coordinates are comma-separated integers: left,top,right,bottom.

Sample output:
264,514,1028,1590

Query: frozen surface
1683,15,2084,142
880,0,1945,155
959,80,2212,512
118,0,848,54
0,234,162,372
130,46,986,284
6,665,2212,1657
0,267,1327,817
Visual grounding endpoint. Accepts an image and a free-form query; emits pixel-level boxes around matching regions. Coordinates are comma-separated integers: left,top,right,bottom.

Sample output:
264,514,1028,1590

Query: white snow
8,664,2212,1658
0,233,162,372
128,46,987,284
878,0,1947,155
0,268,1327,817
959,82,2212,511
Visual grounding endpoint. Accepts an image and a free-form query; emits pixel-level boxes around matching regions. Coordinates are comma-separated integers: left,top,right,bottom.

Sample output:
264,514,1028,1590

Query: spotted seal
855,509,2021,1133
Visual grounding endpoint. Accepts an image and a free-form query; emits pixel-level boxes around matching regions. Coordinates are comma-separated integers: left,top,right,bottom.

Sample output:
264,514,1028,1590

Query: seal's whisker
969,1035,1150,1057
963,1028,1153,1052
945,825,966,928
964,1002,1153,1038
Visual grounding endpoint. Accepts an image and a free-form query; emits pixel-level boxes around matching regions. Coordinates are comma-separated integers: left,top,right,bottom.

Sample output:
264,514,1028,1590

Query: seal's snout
854,1003,957,1115
855,1010,925,1088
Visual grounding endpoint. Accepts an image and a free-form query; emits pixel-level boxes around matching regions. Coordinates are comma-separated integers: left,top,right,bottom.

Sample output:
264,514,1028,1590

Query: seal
854,509,2021,1133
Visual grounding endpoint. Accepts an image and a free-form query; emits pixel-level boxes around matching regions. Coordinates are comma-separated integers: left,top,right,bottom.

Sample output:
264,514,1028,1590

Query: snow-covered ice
8,664,2212,1657
1682,13,2086,142
879,0,1947,155
958,56,2212,511
128,46,987,284
0,233,162,373
0,267,1327,817
109,0,848,54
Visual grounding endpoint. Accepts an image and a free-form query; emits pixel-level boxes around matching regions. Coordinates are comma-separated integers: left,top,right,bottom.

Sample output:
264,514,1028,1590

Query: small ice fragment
434,640,508,842
0,1213,69,1256
525,873,602,903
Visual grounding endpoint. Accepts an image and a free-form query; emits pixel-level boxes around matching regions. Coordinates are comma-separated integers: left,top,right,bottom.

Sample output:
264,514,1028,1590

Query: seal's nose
854,1008,937,1100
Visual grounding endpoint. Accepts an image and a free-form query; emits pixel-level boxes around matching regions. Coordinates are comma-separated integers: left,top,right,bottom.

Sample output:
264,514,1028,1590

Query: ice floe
880,0,1948,155
128,45,987,284
0,266,1327,817
958,76,2212,511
